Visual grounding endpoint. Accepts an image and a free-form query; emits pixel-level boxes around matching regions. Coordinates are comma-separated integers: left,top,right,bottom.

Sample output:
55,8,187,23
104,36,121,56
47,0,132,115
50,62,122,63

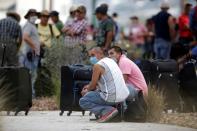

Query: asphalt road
1,111,196,131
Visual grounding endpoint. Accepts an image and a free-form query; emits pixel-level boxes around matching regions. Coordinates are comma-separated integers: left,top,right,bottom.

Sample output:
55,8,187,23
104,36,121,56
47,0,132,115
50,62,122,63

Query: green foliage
35,39,88,98
117,40,143,60
34,66,55,97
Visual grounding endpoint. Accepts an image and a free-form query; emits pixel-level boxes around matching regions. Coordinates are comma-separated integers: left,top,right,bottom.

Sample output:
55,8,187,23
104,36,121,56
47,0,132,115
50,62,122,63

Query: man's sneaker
90,114,100,121
97,108,118,123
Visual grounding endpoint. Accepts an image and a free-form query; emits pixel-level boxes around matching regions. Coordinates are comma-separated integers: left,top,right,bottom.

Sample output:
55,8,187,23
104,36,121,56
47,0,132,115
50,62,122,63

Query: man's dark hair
110,46,122,54
185,3,192,9
95,6,107,15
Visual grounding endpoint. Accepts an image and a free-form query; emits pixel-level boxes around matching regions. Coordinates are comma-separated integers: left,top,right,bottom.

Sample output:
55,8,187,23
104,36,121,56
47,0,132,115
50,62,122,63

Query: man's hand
81,85,89,96
61,27,70,33
66,30,75,36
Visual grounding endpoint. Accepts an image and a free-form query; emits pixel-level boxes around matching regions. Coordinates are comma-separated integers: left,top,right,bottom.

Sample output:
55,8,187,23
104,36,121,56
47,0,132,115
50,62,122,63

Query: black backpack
124,90,147,122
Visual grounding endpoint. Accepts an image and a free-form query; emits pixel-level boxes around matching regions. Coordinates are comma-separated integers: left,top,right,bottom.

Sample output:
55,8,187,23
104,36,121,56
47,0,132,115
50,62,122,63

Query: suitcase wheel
67,111,72,116
25,110,29,116
59,111,64,116
7,111,10,116
15,111,19,116
82,111,85,116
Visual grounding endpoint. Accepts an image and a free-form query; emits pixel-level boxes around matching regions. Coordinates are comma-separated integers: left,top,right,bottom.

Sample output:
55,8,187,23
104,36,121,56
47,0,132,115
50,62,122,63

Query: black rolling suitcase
60,64,92,116
179,61,197,112
124,90,147,122
0,44,32,116
152,59,181,111
136,59,154,85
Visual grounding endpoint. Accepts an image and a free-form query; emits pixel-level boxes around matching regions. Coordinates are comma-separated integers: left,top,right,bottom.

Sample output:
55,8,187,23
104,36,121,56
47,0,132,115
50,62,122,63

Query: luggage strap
1,43,6,67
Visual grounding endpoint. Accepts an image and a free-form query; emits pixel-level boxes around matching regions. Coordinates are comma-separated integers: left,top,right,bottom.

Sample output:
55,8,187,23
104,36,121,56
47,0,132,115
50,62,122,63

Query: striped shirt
96,57,129,103
64,18,88,46
0,17,22,44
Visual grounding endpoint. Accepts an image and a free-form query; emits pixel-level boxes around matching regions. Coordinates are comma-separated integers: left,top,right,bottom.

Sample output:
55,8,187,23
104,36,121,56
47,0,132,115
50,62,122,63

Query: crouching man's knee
79,97,89,110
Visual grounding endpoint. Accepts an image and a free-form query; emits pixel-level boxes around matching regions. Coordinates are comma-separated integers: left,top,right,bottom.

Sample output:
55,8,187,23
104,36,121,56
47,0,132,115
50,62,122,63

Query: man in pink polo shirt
108,46,148,98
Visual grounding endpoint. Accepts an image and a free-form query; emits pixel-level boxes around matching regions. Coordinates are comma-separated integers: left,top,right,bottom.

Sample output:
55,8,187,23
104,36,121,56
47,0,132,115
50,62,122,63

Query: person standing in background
144,18,155,59
61,5,88,64
37,10,60,48
0,12,22,66
62,5,88,46
19,9,40,98
152,1,176,59
63,5,77,28
178,3,193,47
94,6,114,52
50,11,64,33
112,12,121,44
129,16,147,58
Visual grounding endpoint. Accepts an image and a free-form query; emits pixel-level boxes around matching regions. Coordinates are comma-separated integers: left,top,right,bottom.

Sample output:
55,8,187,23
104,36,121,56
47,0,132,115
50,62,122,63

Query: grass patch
145,85,166,122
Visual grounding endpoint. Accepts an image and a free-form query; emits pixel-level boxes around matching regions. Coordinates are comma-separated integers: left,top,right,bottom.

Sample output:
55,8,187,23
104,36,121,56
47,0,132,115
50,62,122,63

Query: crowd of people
0,0,197,122
126,1,197,61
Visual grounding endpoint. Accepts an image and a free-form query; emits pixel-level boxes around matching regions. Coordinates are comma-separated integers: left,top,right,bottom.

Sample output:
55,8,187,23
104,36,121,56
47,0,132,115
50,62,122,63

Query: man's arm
72,20,87,35
17,26,23,49
168,16,176,42
61,26,70,33
86,64,103,91
23,33,36,51
104,31,113,50
123,74,129,82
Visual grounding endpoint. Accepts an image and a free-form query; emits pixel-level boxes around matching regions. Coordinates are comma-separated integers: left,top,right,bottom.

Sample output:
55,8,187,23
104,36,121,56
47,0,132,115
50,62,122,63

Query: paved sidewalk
1,111,196,131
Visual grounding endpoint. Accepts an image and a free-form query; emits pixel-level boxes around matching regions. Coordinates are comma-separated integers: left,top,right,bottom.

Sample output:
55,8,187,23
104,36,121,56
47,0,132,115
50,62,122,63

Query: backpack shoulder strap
49,24,54,37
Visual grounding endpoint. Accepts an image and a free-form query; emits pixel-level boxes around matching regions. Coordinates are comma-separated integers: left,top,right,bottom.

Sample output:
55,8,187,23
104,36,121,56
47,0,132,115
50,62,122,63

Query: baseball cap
50,11,59,16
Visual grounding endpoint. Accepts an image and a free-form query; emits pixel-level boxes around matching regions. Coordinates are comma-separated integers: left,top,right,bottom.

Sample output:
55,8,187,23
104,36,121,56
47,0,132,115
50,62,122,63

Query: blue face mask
89,56,98,65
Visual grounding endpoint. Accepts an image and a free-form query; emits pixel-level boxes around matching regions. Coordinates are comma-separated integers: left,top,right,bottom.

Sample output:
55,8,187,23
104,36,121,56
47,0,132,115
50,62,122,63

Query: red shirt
178,14,193,38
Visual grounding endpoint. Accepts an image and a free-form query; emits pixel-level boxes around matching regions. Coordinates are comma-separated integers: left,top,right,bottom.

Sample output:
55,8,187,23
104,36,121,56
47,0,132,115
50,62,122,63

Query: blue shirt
191,46,197,57
190,7,197,32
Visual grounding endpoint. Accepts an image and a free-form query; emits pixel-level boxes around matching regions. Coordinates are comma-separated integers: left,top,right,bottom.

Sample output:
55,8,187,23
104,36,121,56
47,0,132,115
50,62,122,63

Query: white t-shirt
96,57,129,103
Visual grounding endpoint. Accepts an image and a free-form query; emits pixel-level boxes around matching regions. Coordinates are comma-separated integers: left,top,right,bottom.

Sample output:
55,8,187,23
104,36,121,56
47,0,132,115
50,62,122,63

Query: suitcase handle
73,64,85,67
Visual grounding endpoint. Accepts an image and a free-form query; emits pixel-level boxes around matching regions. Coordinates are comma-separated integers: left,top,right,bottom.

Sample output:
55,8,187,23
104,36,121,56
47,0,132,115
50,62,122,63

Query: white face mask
29,16,37,24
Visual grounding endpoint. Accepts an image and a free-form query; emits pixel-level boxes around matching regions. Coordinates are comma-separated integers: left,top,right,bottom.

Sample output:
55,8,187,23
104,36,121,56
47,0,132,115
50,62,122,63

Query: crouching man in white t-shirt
79,47,129,123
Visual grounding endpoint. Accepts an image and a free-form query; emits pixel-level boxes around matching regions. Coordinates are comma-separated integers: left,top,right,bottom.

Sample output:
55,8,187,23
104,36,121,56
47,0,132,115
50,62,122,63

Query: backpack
124,90,147,122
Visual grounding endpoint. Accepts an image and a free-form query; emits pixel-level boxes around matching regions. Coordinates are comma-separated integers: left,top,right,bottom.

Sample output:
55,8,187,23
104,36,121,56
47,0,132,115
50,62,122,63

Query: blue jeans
154,38,171,59
19,53,39,97
126,84,138,100
79,91,116,116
